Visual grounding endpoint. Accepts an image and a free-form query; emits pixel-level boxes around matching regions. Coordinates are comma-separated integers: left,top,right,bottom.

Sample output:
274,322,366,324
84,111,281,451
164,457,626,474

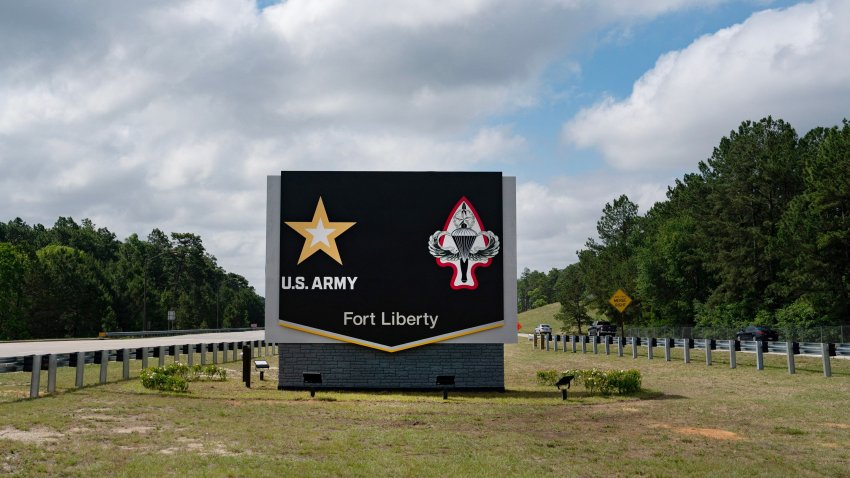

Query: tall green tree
695,117,803,326
28,245,114,338
581,194,641,335
776,121,850,327
553,263,589,334
0,217,264,339
0,243,31,340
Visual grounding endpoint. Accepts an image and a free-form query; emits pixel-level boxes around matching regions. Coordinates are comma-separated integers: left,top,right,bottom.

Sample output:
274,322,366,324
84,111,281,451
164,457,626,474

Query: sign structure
609,289,632,313
269,171,515,352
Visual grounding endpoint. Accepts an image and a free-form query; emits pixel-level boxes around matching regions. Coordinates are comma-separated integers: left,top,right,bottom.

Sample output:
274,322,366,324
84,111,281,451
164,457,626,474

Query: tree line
518,117,850,336
0,217,263,340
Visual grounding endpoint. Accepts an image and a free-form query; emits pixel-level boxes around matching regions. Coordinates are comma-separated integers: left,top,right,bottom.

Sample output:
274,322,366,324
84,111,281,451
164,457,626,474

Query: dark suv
587,320,617,337
735,326,779,341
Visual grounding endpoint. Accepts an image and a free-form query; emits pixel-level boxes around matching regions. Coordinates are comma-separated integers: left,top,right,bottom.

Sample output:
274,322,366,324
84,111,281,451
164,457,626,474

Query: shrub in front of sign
536,368,642,395
140,364,189,392
188,364,227,381
140,363,227,392
535,369,561,386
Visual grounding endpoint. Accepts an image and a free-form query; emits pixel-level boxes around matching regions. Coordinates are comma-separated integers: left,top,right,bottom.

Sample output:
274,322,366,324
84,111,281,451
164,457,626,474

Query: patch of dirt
78,415,120,422
0,426,62,443
74,407,112,413
675,427,742,441
0,390,28,399
113,426,153,434
65,427,94,435
651,423,743,441
159,438,242,456
824,423,850,429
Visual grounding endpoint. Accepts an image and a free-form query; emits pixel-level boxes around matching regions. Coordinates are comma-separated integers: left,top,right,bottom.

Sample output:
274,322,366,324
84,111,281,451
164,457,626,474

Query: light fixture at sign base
436,375,455,400
303,372,322,397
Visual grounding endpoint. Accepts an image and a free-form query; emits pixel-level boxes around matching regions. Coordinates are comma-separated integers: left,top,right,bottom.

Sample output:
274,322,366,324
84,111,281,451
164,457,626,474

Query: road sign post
608,289,632,338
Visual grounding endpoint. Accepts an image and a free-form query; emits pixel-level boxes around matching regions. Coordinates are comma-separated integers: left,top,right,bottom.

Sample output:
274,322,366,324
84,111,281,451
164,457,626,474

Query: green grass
2,342,850,477
518,303,610,335
518,303,561,334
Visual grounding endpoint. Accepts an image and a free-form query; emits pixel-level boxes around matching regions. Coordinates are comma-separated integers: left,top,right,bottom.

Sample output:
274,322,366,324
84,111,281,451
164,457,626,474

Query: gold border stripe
278,321,504,353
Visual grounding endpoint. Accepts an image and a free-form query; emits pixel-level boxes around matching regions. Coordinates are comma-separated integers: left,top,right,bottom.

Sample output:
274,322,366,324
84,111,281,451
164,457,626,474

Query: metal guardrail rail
533,333,844,378
6,339,278,399
102,327,262,338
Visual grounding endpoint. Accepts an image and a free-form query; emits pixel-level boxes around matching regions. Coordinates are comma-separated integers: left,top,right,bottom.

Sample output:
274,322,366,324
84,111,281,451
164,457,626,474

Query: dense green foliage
0,217,263,340
535,368,642,395
519,117,850,335
140,363,228,393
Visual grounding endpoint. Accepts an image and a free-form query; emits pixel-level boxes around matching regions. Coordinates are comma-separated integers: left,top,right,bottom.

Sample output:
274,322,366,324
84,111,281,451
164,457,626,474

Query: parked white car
534,324,552,336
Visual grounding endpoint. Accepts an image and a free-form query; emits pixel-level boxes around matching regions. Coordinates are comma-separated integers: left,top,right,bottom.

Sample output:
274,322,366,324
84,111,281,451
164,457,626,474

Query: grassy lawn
2,342,850,477
518,303,608,335
517,303,560,334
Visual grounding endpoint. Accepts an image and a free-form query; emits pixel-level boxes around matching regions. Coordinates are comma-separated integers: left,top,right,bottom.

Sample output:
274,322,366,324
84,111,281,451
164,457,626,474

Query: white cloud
516,174,666,273
563,0,850,171
0,0,735,289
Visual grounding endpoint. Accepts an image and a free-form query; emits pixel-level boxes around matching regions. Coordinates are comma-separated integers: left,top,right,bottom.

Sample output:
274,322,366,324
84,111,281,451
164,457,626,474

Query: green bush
606,369,642,395
139,362,226,392
535,369,561,386
538,368,642,395
140,366,188,393
187,364,227,381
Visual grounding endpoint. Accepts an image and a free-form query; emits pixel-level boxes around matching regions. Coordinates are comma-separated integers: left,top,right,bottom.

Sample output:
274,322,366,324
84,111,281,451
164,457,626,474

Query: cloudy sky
2,0,849,293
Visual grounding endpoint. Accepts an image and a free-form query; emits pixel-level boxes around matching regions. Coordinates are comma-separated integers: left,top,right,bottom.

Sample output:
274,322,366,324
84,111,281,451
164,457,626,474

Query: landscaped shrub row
140,363,227,392
536,368,642,395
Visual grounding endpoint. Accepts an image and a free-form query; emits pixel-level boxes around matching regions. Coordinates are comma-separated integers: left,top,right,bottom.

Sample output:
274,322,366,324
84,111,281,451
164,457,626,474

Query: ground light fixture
555,375,574,400
436,375,455,400
254,360,269,380
303,372,322,397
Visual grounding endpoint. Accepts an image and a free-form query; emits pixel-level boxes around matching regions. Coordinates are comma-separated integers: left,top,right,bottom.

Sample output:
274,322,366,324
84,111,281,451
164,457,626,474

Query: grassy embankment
518,302,607,335
2,332,850,476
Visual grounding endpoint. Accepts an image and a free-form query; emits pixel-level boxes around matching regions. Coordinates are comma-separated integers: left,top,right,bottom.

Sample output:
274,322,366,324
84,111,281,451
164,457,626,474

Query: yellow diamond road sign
609,289,632,313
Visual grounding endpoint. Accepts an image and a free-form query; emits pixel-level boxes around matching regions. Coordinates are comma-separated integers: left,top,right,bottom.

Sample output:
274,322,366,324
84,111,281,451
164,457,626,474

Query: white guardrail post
98,351,108,384
75,352,85,388
822,343,832,378
786,342,795,374
29,355,42,398
729,341,736,369
122,349,130,380
47,354,57,394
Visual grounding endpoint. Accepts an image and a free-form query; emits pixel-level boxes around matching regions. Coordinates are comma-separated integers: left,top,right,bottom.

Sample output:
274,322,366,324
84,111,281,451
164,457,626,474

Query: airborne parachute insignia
428,198,500,289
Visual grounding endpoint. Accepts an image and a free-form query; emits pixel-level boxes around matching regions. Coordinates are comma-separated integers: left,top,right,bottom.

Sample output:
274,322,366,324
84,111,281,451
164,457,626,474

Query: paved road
0,331,265,357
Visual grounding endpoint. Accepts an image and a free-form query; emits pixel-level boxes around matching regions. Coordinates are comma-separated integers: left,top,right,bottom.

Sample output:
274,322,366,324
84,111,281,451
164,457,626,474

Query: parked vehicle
534,324,552,336
587,320,617,337
735,326,779,341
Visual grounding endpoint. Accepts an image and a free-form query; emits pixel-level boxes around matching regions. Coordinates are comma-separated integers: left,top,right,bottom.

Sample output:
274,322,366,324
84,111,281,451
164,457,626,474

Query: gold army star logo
285,197,356,265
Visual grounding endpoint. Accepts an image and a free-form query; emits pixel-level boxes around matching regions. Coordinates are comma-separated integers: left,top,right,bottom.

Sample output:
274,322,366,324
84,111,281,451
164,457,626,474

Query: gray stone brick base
278,343,504,391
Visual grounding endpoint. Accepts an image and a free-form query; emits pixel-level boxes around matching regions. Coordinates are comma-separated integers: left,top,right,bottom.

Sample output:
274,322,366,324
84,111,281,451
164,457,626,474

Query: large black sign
279,171,504,351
